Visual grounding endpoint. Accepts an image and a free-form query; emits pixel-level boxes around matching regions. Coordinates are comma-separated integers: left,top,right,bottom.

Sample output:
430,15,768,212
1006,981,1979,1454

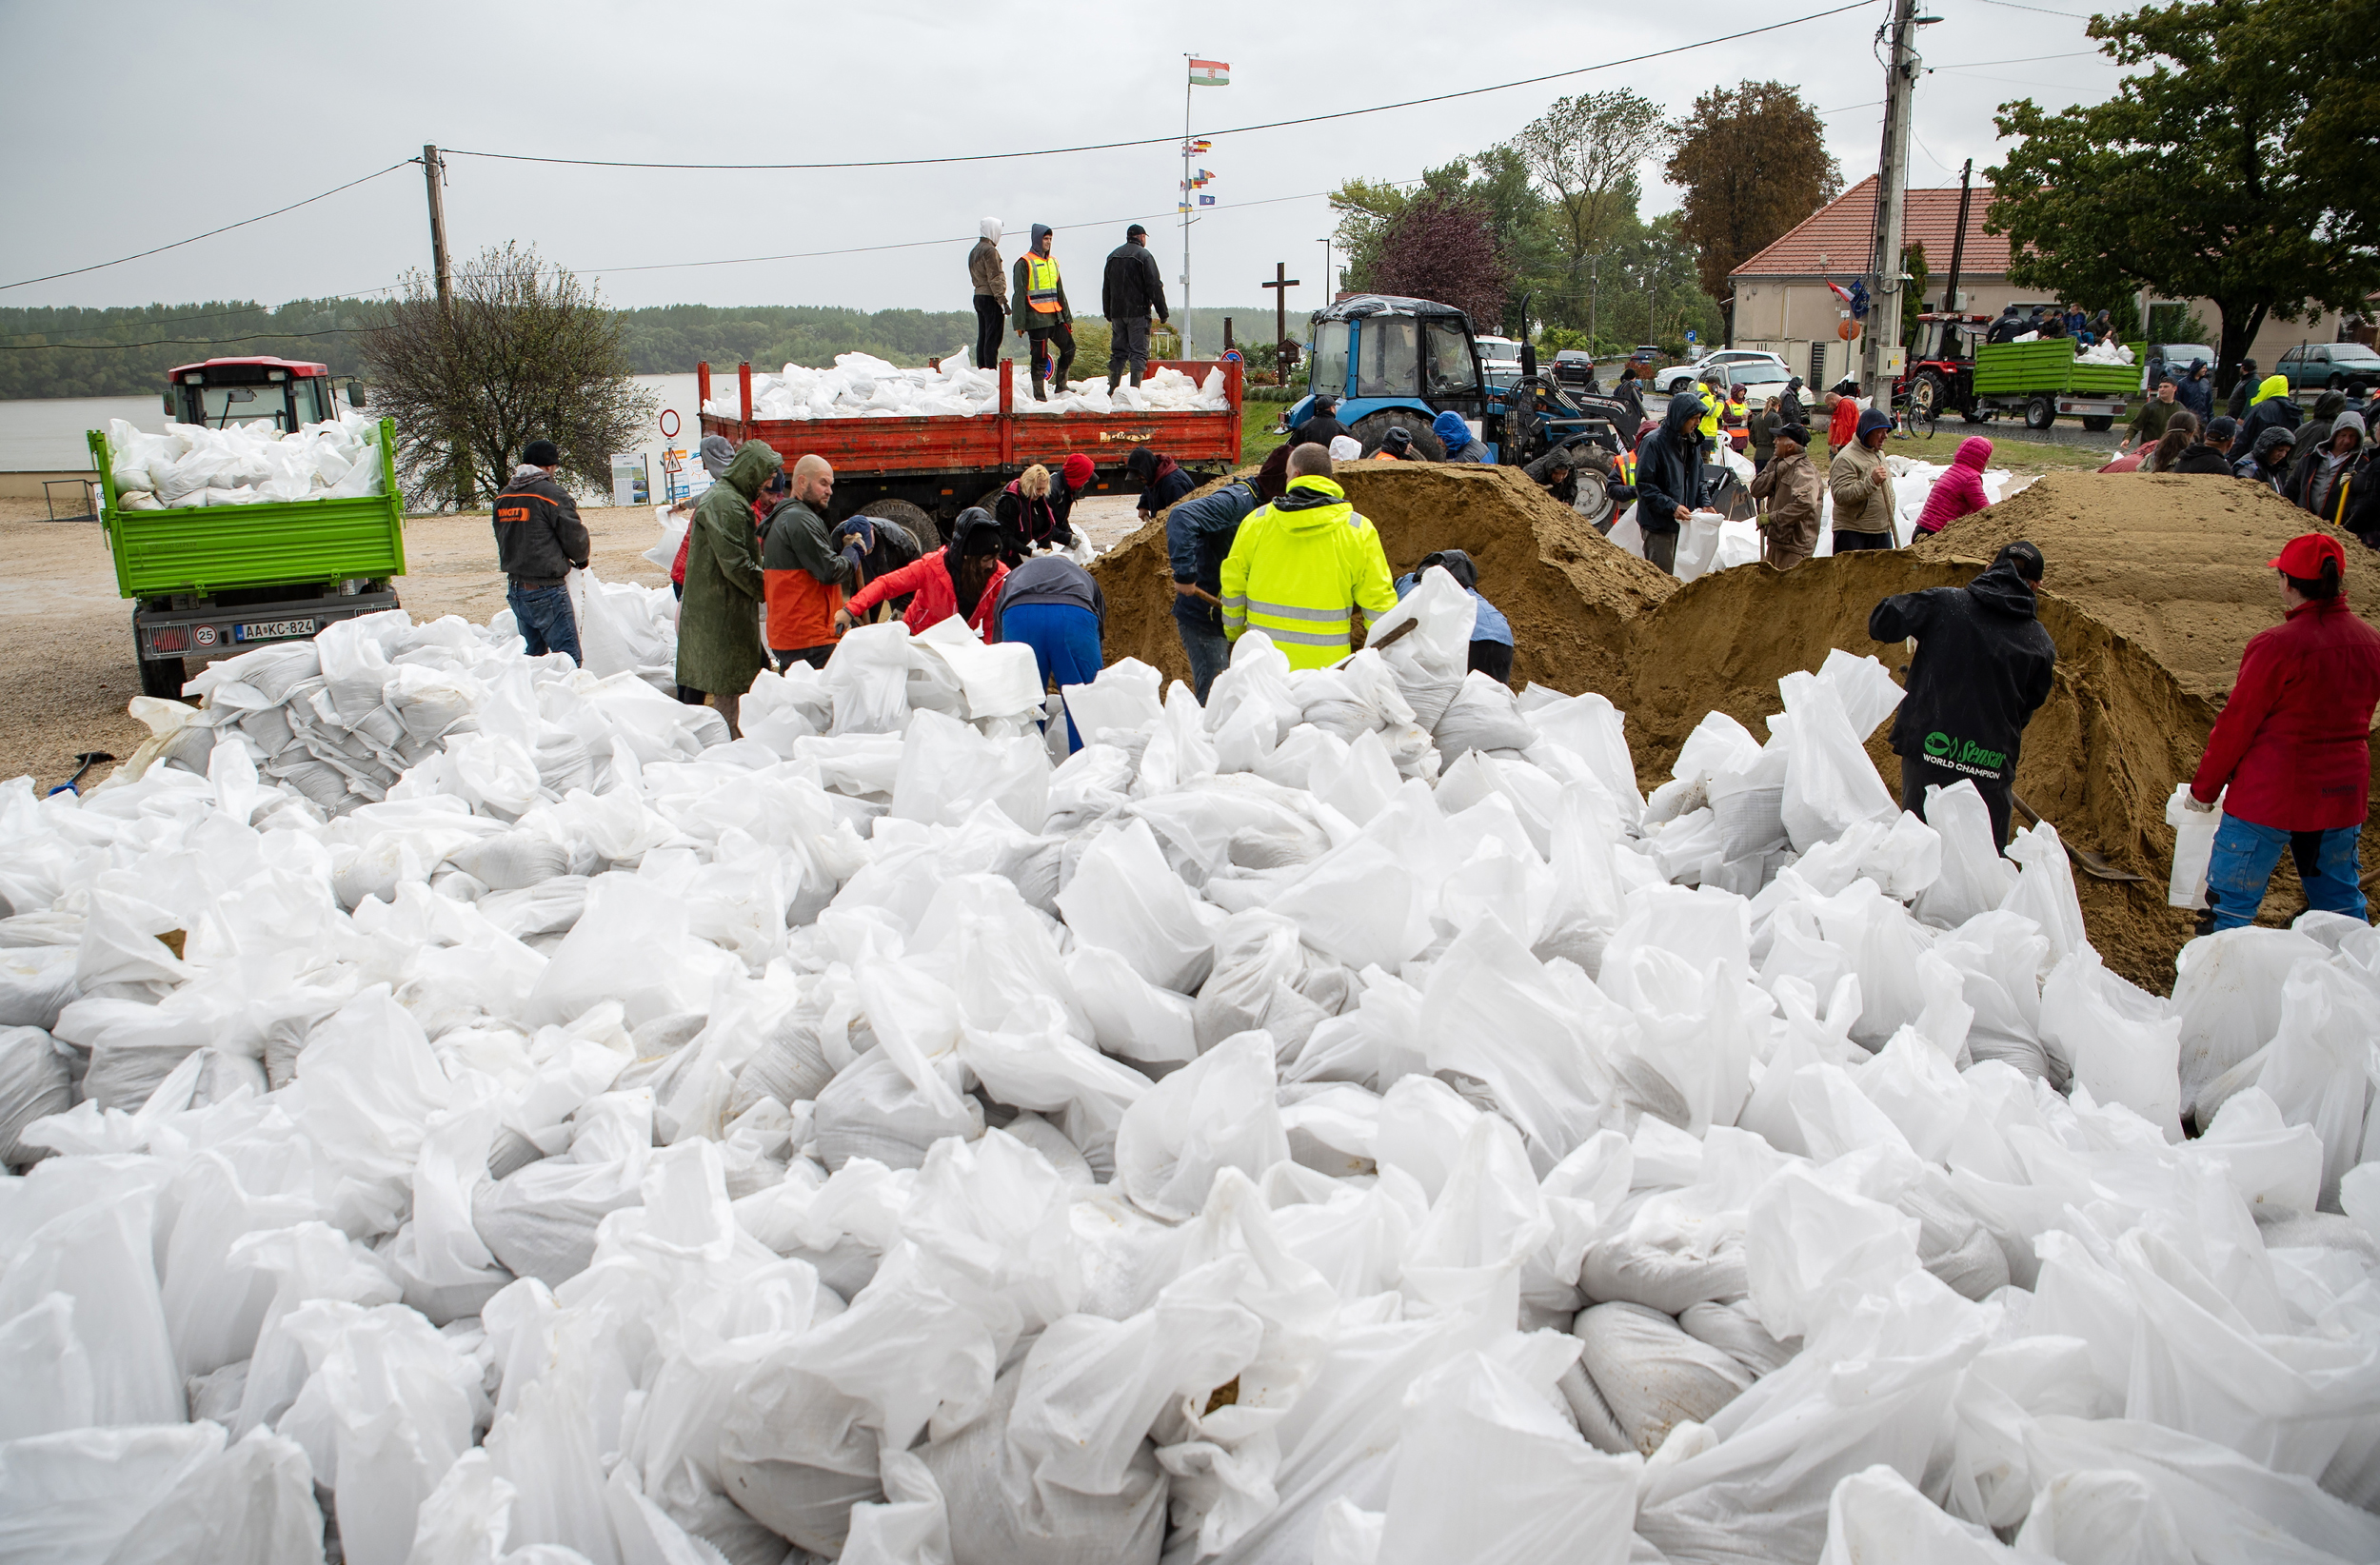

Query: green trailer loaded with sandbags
1966,339,2141,431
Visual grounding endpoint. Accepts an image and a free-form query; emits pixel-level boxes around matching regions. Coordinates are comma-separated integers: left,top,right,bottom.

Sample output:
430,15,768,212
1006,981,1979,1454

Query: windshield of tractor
1356,316,1418,397
197,384,291,430
1423,320,1477,395
1309,320,1350,400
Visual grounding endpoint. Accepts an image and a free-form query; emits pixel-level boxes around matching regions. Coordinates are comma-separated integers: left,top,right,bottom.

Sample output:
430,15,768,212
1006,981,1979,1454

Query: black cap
1127,223,1147,239
2207,416,2239,441
1994,541,2045,583
523,438,560,466
1775,423,1810,445
1382,426,1413,452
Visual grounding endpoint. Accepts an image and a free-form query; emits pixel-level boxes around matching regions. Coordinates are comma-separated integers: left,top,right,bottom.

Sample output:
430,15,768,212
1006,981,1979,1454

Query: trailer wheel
1572,469,1614,528
861,498,940,553
2080,415,2113,432
1350,410,1447,461
2024,395,2056,430
139,656,186,700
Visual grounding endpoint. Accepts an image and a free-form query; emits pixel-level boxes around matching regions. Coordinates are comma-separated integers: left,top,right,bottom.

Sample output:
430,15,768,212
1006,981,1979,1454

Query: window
199,384,291,431
294,378,333,426
1356,316,1418,397
1423,322,1476,394
1309,321,1350,400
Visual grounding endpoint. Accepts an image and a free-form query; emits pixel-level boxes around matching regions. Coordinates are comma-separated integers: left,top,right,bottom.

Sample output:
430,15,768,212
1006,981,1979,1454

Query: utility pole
1589,253,1599,353
421,144,468,507
1942,157,1973,315
1261,263,1299,386
1863,0,1928,402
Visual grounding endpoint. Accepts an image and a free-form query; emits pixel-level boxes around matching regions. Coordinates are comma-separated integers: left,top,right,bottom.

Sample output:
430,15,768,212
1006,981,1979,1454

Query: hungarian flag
1189,58,1230,86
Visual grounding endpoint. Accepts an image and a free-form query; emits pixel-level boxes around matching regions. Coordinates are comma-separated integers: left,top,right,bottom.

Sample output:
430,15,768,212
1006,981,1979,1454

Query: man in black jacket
1869,541,2057,848
1631,391,1710,577
492,437,590,664
1101,224,1170,392
1296,396,1348,449
2172,416,2239,476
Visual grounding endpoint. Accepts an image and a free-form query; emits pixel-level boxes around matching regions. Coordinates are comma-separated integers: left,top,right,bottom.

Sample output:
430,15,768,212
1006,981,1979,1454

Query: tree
1988,0,2380,388
1508,90,1666,324
1900,244,1931,351
1370,192,1512,328
365,244,654,508
1664,82,1843,307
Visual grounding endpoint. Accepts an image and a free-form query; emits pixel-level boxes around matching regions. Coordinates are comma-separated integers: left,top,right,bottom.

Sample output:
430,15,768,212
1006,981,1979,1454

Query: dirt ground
0,494,1147,795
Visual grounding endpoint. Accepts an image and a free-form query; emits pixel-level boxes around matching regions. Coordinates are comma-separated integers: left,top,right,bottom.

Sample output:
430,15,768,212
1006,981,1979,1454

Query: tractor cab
1289,295,1492,459
1908,313,1990,366
164,357,362,432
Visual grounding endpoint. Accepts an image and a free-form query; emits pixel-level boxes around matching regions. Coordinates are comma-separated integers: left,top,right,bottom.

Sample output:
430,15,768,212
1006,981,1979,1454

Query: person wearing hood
1373,426,1416,461
1612,361,1650,440
837,506,1008,641
2297,410,2366,521
671,433,742,595
1749,421,1822,570
2177,361,2214,422
1168,472,1267,699
2172,415,2240,476
992,462,1078,564
2236,425,2299,493
1125,446,1197,518
1327,434,1364,464
1524,441,1589,508
2236,372,2302,457
1869,541,2057,847
677,440,780,737
492,436,590,664
1253,442,1294,502
1009,224,1074,402
2285,391,2350,500
1219,444,1397,672
969,218,1005,370
1779,375,1808,428
1432,410,1490,463
996,551,1105,751
1394,549,1514,683
1632,390,1711,576
1101,224,1170,392
1297,395,1349,451
2183,532,2380,931
1829,406,1899,551
760,454,859,672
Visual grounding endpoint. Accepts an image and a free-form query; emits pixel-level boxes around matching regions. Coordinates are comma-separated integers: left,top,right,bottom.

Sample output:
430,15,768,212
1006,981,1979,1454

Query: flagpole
1181,53,1194,361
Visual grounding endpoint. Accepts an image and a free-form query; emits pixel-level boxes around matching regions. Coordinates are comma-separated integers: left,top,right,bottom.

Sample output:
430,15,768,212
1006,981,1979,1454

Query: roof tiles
1730,176,2012,281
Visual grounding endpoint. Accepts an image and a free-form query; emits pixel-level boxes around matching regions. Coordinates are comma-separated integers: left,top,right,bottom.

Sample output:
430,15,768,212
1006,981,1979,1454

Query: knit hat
1381,427,1414,454
1328,435,1362,462
700,434,735,478
1062,452,1095,487
523,438,560,467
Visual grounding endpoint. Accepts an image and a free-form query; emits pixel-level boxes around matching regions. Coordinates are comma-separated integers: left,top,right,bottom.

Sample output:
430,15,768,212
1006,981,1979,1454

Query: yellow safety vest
1218,477,1398,672
1696,388,1721,438
1025,251,1062,314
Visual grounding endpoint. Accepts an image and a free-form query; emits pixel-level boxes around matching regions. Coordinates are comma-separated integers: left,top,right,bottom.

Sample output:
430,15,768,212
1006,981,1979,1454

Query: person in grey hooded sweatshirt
969,218,1004,369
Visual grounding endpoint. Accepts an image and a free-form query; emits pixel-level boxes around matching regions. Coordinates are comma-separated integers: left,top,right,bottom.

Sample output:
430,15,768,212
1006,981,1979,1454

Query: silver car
1655,349,1787,394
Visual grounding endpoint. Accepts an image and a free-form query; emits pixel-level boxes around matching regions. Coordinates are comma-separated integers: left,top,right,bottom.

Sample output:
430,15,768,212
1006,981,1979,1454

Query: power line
446,4,1872,174
0,164,417,292
1971,0,2099,16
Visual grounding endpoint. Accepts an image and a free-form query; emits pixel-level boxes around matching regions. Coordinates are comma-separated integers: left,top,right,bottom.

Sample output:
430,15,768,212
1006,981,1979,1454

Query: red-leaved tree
1370,192,1511,329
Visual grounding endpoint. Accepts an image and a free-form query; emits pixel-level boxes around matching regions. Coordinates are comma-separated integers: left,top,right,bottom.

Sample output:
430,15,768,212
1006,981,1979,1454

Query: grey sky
0,0,2126,317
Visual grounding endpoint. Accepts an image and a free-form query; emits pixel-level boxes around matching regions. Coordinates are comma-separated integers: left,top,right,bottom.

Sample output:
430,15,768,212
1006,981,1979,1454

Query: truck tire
139,656,186,700
2080,415,2113,432
861,497,940,553
2024,395,2056,430
1350,410,1447,462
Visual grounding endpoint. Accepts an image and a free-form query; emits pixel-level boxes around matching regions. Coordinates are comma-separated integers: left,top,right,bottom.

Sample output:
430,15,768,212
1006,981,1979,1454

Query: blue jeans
2206,814,2366,931
507,582,581,664
1174,603,1230,703
1001,602,1103,752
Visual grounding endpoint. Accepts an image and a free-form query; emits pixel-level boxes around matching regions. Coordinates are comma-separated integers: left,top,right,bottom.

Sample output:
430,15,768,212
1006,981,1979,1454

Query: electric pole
1863,0,1926,403
421,145,468,506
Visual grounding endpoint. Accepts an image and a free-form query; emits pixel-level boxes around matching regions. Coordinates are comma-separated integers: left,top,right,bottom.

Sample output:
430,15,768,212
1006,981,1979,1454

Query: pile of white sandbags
3,565,2378,1565
105,415,385,510
704,349,1231,423
2077,340,2137,366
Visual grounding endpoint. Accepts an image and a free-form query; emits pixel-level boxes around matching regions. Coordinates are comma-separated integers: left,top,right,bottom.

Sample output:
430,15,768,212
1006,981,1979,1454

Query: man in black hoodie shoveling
1869,541,2058,848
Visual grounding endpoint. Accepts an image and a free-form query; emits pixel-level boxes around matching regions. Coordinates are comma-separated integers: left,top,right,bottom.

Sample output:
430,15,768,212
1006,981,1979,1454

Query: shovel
2010,791,2145,882
47,750,115,798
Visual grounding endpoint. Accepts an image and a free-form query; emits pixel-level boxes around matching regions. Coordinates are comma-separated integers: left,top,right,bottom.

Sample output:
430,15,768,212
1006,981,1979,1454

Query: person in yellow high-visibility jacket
1696,371,1723,465
1009,222,1074,402
1220,444,1398,672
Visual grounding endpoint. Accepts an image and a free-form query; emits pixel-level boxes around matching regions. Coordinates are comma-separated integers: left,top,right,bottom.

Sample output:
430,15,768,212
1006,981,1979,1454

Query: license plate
233,618,318,643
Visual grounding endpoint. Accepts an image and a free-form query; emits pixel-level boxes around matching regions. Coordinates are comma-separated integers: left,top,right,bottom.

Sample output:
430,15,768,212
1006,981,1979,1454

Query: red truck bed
695,357,1243,529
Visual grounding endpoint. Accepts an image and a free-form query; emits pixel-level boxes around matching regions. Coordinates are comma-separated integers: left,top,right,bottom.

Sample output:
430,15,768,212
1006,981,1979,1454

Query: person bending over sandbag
1219,442,1396,672
676,439,781,738
1868,541,2056,848
2181,531,2380,932
836,506,1007,640
996,552,1105,752
1394,549,1514,684
1167,471,1266,701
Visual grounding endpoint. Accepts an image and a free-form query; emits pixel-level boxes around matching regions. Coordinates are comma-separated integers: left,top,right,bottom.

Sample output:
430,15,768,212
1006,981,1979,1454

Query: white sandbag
918,1362,1169,1565
2171,927,2326,1116
1055,820,1215,994
2038,950,2182,1140
0,944,77,1030
0,1025,70,1165
1574,1301,1757,1456
811,1053,983,1172
1112,1031,1287,1220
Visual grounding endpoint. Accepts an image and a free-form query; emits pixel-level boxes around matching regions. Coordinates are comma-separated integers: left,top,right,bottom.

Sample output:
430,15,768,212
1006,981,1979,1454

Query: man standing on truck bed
493,438,590,665
970,219,1005,371
1012,224,1075,402
1101,224,1169,393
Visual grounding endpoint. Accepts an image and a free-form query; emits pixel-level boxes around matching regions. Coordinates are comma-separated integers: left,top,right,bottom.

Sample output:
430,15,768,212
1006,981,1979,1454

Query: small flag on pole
1188,58,1230,86
1190,138,1213,152
1198,194,1217,206
1178,203,1193,213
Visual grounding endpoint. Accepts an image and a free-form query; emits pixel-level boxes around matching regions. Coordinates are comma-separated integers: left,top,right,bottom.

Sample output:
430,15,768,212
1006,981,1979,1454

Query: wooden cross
1262,262,1301,386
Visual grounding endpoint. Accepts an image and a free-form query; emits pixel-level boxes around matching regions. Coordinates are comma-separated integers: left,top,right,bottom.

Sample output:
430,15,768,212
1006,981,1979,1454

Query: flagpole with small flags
1181,55,1229,360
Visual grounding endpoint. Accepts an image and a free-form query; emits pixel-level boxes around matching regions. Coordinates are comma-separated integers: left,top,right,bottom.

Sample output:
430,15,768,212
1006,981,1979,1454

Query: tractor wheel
1572,469,1614,528
2079,415,2113,432
1350,410,1446,461
1911,370,1946,422
862,497,941,553
2024,395,2056,430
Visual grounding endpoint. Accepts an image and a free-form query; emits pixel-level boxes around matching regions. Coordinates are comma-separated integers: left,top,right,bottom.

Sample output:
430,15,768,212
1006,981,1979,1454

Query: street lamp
1319,237,1333,302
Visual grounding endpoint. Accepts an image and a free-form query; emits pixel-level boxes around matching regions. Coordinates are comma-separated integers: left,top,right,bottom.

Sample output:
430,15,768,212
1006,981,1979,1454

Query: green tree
1987,0,2380,386
1901,244,1931,351
1508,90,1667,327
1664,82,1843,309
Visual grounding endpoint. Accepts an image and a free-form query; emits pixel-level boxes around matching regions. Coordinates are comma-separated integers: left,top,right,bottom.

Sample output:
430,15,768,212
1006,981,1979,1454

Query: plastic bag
0,944,77,1030
1055,820,1216,995
1112,1032,1287,1220
2171,928,2325,1117
2038,950,2181,1141
1573,1301,1756,1456
2165,783,2222,909
0,1025,70,1165
1777,669,1898,852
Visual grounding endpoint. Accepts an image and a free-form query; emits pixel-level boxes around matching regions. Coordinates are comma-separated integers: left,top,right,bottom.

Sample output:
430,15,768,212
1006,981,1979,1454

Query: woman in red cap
2184,531,2380,929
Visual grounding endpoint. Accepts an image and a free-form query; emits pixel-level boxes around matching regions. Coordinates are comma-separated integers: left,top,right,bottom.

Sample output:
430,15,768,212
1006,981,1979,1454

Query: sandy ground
0,494,1149,794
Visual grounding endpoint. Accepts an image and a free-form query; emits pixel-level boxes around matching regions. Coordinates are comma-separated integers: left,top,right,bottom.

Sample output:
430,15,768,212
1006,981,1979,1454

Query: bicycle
1891,396,1938,442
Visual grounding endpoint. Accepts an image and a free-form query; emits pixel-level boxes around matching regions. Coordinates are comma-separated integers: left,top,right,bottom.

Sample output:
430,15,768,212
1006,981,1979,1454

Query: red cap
2270,532,2346,579
1062,453,1095,487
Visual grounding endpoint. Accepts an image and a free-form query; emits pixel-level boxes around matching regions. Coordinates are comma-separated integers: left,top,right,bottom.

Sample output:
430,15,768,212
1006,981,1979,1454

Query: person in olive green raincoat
675,439,779,735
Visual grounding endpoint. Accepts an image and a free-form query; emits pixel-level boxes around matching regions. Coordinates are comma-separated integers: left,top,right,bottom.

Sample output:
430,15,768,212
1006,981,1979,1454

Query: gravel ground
0,495,1150,794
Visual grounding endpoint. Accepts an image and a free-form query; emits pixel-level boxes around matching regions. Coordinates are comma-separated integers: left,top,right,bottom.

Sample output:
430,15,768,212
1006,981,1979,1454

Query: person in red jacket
2184,531,2380,930
1915,436,1993,535
1826,382,1863,455
835,506,1007,640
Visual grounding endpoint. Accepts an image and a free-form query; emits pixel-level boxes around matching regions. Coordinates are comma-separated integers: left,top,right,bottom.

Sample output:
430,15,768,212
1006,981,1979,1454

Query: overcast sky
0,0,2129,321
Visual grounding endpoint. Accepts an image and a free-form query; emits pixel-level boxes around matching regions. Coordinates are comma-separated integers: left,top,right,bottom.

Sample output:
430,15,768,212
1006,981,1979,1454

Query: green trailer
89,403,406,699
1903,316,2144,432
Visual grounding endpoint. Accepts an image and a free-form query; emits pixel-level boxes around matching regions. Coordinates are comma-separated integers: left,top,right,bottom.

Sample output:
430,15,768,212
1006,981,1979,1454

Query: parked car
2277,340,2380,393
1476,335,1523,388
1655,348,1788,394
2140,343,2214,391
1551,349,1598,389
1630,346,1662,366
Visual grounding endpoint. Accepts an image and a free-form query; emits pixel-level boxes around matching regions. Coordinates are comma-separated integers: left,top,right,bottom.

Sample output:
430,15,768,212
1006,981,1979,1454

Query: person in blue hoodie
1394,548,1515,684
1166,474,1264,701
1432,410,1492,463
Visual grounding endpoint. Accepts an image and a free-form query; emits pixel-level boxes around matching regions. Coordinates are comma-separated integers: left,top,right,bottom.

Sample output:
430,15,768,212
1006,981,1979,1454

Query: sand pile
1088,462,1675,689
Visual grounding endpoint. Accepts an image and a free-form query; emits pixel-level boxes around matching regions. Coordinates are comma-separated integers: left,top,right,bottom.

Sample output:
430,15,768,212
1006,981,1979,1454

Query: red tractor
1899,312,1993,426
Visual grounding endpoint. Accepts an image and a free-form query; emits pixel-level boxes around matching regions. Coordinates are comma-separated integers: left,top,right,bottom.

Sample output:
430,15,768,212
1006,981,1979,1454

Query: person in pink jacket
1915,436,1993,535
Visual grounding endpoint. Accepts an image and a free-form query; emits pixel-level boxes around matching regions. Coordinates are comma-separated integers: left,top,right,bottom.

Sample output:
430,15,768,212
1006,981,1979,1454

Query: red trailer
696,356,1243,546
